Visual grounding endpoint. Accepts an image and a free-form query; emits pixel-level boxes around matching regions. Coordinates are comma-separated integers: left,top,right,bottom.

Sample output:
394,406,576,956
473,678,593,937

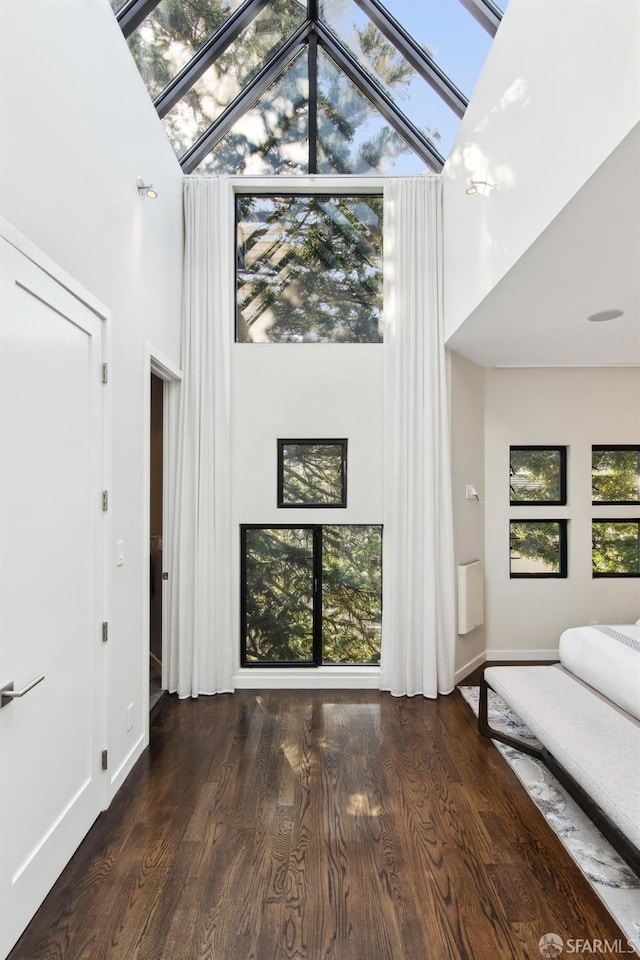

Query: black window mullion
308,31,319,174
154,0,272,119
180,23,311,173
315,22,445,172
117,0,162,39
352,0,468,115
456,0,502,37
313,526,323,665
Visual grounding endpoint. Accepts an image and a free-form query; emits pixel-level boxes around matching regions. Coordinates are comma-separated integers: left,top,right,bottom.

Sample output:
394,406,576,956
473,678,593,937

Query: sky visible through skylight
113,0,506,175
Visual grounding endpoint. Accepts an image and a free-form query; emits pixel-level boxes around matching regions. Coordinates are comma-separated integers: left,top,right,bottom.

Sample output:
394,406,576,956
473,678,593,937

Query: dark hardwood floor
9,689,626,960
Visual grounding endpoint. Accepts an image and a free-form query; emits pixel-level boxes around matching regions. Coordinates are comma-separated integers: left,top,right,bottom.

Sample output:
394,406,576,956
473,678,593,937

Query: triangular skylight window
113,0,505,175
196,50,310,175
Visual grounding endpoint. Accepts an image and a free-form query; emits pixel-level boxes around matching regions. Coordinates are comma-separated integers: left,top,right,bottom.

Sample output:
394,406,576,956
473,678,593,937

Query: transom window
236,193,383,342
111,0,505,175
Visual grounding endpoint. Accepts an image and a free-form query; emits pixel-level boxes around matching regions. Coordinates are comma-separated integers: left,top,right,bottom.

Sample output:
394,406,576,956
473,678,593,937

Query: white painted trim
142,344,182,749
1,217,113,814
99,305,112,813
485,649,559,661
234,667,381,689
0,217,109,320
109,734,146,798
160,382,177,696
455,651,485,684
492,363,640,369
184,175,386,195
149,348,182,382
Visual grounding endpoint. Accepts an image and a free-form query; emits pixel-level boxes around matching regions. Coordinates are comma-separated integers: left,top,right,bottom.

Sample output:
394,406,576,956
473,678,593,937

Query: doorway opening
149,372,164,712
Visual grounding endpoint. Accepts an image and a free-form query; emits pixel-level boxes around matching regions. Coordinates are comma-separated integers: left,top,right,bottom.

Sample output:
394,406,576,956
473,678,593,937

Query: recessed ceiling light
587,309,624,322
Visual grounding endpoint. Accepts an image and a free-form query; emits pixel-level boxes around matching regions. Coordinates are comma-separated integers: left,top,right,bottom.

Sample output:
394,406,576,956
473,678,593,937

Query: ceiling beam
352,0,467,117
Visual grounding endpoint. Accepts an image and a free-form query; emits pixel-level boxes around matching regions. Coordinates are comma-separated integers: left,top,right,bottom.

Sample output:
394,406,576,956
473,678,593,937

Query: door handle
1,675,45,708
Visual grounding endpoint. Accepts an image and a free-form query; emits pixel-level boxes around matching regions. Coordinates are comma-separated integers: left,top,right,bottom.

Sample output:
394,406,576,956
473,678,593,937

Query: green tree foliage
281,443,345,505
510,449,563,503
126,0,431,174
127,0,244,100
245,528,316,662
592,449,640,503
592,521,640,575
244,526,382,664
322,526,381,664
237,194,382,342
510,522,562,574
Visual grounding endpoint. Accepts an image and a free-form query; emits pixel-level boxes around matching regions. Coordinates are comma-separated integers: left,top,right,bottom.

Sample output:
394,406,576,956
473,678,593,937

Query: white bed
558,623,640,721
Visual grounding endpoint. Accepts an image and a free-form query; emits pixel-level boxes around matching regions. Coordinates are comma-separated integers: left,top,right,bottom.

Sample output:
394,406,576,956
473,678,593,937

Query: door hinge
101,749,108,771
102,621,108,643
102,490,109,511
102,362,108,384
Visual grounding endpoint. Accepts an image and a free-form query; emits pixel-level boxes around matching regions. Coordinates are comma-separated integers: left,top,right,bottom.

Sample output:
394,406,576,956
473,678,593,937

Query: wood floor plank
8,690,631,960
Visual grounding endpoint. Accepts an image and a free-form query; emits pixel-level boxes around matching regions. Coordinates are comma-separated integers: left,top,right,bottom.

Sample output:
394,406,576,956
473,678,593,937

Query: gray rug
460,685,640,953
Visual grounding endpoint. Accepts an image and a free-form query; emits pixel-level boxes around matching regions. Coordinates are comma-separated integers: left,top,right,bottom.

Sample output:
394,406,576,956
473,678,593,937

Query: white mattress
559,623,640,721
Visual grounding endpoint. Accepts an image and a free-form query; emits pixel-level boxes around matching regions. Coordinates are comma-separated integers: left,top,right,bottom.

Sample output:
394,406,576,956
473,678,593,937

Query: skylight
112,0,504,175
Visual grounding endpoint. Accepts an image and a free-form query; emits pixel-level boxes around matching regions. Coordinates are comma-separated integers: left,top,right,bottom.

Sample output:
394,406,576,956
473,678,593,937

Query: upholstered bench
479,632,640,875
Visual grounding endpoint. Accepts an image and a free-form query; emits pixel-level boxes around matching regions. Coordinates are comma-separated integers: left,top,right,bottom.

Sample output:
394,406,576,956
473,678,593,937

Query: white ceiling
446,121,640,368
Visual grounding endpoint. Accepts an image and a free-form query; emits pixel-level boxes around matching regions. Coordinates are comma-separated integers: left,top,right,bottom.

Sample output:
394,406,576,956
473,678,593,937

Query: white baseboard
107,733,146,806
455,651,485,684
234,666,381,689
485,649,559,661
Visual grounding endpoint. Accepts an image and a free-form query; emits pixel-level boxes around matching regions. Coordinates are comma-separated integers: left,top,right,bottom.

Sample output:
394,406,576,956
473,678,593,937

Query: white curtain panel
167,177,234,697
380,176,456,698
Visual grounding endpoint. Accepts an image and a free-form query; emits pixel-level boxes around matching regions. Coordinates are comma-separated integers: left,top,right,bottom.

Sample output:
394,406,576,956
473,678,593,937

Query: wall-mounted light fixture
466,179,494,196
137,175,158,200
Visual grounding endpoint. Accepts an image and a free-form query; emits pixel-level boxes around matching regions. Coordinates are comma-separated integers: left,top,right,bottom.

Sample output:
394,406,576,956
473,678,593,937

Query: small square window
509,520,568,578
278,439,347,508
509,446,567,505
592,520,640,577
592,446,640,504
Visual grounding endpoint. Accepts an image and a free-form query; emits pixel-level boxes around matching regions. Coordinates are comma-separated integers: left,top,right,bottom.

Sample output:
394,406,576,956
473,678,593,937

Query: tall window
236,194,383,343
241,525,382,665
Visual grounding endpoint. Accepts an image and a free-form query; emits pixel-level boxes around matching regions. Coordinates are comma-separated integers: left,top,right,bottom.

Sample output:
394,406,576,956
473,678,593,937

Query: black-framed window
236,194,383,343
241,524,382,665
509,520,568,578
509,446,567,506
592,446,640,505
278,439,347,508
592,520,640,577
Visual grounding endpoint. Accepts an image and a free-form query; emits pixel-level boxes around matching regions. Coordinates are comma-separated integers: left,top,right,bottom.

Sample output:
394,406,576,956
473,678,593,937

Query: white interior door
0,234,105,958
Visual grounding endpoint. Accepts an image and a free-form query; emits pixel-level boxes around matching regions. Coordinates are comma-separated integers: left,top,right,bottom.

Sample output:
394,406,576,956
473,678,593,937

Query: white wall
484,367,640,658
449,352,486,679
0,0,184,796
231,344,383,683
443,0,640,338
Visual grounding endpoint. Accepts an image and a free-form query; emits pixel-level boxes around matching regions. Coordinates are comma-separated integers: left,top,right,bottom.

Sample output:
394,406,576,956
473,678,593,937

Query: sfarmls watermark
539,933,637,956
